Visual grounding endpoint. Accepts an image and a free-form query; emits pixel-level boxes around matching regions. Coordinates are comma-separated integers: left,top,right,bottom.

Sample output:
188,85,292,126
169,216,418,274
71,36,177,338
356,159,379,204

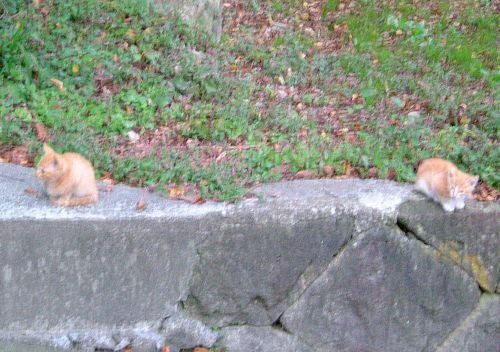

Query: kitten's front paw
441,202,455,212
52,197,69,207
455,199,465,209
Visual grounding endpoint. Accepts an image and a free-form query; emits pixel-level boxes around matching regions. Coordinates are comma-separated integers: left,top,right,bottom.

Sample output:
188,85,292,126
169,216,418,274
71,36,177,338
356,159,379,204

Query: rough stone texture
1,163,497,351
398,199,500,292
281,226,481,352
221,326,313,352
186,202,355,326
160,312,218,349
148,0,222,40
436,293,500,352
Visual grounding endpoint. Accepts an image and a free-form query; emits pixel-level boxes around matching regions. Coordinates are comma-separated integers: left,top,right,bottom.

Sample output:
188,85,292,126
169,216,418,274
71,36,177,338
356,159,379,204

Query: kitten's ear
43,143,54,154
47,156,60,170
468,175,479,189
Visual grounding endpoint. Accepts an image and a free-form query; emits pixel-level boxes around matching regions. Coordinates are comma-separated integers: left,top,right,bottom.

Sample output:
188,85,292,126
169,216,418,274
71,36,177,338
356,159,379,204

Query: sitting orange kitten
36,143,98,207
415,158,478,212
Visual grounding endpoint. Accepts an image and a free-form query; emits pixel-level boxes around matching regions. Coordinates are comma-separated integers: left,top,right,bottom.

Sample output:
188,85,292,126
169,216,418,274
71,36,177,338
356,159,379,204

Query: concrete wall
0,163,498,351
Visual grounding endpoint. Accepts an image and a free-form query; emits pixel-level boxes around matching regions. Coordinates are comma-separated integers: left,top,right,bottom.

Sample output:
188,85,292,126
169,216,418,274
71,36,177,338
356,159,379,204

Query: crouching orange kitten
415,158,478,212
36,143,98,207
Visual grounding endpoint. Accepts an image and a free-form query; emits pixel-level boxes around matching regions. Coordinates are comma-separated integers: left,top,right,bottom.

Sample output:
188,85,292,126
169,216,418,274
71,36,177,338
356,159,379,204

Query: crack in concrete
280,228,360,318
395,216,487,294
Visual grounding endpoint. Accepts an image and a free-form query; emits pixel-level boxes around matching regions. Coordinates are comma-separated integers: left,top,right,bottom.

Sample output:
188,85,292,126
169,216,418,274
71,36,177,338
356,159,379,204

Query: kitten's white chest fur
415,179,465,212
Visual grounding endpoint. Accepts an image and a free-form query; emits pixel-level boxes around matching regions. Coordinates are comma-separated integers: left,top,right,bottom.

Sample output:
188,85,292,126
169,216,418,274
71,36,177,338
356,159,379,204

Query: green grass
1,0,498,201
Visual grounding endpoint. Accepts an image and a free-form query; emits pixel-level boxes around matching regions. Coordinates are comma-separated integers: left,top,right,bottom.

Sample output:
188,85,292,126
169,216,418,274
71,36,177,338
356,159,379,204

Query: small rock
276,90,288,99
127,130,140,143
53,335,72,350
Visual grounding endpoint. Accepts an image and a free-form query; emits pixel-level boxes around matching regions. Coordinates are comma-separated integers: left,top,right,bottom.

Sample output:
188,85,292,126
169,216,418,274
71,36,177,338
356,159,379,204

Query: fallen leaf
395,29,403,36
127,130,140,143
295,170,317,179
351,92,359,101
72,64,79,74
136,199,147,211
459,116,468,125
101,177,117,185
169,186,185,198
35,122,50,142
343,160,353,176
216,151,227,162
95,31,107,44
24,187,39,195
162,346,171,352
50,78,65,92
385,167,396,180
126,28,137,38
323,165,334,177
368,167,379,178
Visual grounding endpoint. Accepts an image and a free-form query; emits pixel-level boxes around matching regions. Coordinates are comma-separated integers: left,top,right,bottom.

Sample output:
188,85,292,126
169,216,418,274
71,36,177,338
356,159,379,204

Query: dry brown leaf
95,31,107,44
323,165,334,178
295,170,317,179
368,167,379,178
50,78,65,92
385,167,396,181
24,187,39,195
35,122,50,142
136,199,147,211
169,186,185,198
343,160,353,176
126,28,137,38
102,177,117,185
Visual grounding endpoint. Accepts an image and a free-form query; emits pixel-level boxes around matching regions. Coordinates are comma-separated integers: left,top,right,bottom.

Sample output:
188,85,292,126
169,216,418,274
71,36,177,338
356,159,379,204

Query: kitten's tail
62,193,98,207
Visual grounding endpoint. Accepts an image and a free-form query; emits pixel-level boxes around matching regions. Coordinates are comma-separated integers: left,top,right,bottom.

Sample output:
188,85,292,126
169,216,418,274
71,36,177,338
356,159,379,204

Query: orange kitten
36,143,98,207
415,158,478,212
